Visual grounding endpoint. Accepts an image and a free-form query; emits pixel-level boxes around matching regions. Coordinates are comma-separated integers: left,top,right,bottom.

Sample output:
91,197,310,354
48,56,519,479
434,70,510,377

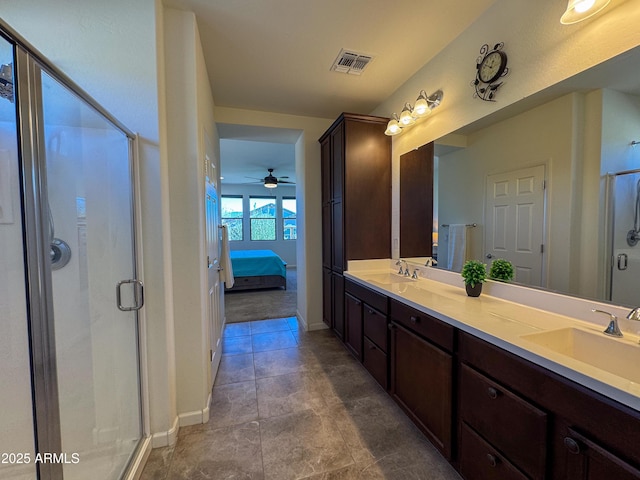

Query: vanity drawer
460,364,548,480
459,422,528,480
345,279,388,314
363,336,388,389
389,299,453,351
363,304,387,352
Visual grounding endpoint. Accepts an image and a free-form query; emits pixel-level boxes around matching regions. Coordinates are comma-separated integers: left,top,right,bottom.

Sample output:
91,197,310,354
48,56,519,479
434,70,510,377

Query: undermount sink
361,273,415,285
520,328,640,384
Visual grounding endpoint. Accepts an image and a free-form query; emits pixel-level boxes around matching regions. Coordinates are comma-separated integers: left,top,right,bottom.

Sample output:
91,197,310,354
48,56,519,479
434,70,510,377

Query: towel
220,225,235,288
447,224,467,272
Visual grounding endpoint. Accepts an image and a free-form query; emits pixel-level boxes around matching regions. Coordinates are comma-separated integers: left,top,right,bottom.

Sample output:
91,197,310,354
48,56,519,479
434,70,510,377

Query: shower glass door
39,67,142,479
0,35,38,480
610,171,640,306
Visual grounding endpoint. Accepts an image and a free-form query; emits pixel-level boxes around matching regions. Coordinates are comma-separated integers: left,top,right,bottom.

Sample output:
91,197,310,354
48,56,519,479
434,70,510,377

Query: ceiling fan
246,168,295,189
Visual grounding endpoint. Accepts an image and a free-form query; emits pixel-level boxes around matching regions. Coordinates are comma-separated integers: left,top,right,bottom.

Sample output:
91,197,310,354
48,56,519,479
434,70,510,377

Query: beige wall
164,8,220,428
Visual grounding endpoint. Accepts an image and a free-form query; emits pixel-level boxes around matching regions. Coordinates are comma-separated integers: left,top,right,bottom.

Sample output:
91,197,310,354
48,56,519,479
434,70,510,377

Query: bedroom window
221,195,243,241
283,197,297,240
250,196,276,241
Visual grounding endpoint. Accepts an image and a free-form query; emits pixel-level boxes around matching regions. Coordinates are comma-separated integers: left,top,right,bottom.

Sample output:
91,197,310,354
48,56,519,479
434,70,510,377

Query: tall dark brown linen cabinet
319,113,391,337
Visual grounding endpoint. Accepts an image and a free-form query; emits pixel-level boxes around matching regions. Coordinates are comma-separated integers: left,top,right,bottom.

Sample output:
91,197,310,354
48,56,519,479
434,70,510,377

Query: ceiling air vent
331,49,373,75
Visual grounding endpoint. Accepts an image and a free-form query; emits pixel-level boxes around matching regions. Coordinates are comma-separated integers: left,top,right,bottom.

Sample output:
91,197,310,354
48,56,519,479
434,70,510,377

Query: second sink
520,327,640,384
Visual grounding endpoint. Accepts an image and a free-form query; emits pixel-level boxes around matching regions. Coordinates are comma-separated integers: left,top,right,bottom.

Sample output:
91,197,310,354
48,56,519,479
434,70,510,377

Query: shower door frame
4,20,148,480
606,168,640,303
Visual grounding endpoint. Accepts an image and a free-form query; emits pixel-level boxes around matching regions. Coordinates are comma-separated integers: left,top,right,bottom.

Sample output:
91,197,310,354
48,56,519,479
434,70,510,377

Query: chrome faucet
626,308,640,343
412,268,419,279
592,309,623,337
395,259,404,275
425,257,437,267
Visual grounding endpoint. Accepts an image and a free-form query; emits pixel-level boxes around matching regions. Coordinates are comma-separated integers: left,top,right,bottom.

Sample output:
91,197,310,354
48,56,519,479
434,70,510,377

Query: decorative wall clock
472,42,508,102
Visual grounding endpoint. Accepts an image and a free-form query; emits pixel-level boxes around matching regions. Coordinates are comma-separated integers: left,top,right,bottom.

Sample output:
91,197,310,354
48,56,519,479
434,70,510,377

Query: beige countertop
345,261,640,412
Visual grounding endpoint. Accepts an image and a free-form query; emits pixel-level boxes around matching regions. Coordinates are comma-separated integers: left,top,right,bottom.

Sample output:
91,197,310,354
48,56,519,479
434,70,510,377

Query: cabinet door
332,273,345,340
321,137,331,204
321,137,332,269
557,427,640,480
322,268,332,328
345,293,363,360
390,322,453,459
322,202,331,269
332,199,344,272
330,123,344,202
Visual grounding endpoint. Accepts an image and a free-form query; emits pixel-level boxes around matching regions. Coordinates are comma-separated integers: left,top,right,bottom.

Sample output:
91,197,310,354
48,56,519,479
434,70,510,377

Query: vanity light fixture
384,114,403,136
399,103,416,126
384,89,444,136
560,0,611,24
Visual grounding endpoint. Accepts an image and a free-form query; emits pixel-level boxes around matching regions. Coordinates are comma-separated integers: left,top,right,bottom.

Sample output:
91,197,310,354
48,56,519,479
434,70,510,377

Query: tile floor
140,317,462,480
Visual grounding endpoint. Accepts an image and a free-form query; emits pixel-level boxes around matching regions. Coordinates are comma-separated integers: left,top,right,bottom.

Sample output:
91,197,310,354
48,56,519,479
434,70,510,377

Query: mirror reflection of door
484,165,546,286
400,143,434,258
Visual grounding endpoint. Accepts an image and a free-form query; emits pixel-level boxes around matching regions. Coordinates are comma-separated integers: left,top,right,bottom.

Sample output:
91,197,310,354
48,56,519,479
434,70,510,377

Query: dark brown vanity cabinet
319,113,391,331
458,331,640,480
344,279,389,389
459,364,547,480
389,299,454,460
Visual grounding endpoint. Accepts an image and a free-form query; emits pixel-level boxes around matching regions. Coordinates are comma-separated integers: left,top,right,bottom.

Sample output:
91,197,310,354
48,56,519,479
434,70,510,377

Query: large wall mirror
402,45,640,307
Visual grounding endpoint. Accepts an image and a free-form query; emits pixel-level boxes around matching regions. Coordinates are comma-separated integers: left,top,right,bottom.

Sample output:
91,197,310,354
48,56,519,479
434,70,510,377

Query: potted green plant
461,259,487,297
489,258,514,282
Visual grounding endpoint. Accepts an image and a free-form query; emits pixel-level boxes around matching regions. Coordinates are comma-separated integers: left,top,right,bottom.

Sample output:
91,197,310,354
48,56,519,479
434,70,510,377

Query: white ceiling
163,0,497,185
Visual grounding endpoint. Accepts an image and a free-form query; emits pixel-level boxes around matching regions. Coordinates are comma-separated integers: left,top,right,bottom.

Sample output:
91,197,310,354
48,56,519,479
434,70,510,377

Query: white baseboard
178,393,212,427
151,416,179,448
203,391,212,423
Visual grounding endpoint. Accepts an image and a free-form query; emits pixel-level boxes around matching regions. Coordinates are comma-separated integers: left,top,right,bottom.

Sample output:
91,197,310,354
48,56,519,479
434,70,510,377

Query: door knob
486,253,493,259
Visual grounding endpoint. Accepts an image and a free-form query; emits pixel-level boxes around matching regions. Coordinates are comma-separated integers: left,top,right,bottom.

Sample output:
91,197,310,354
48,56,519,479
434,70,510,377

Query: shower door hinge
210,349,213,362
540,244,544,254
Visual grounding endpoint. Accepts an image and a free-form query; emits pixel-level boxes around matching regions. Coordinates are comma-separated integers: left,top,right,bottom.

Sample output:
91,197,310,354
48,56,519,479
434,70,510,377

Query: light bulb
574,0,595,12
399,103,415,126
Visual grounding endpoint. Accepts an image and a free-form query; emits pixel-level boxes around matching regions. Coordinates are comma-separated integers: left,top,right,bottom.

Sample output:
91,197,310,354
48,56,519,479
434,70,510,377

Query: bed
226,249,287,291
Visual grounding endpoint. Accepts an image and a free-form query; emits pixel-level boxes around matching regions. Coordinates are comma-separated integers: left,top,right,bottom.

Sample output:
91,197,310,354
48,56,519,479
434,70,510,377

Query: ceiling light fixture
560,0,610,24
384,89,443,136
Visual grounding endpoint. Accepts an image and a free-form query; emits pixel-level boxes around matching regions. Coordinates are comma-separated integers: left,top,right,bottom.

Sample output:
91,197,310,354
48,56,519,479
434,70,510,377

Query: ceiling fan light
264,181,277,188
561,0,610,24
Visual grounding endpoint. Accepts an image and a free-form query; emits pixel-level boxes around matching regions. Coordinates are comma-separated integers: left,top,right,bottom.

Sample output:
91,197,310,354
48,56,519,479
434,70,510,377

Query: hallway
140,317,461,479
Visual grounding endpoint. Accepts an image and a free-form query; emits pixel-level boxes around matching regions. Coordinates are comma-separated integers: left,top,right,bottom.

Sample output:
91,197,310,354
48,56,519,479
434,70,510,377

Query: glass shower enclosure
1,23,144,480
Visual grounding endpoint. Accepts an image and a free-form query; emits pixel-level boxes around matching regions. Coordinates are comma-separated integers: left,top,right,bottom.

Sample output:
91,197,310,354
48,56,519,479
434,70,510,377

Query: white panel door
204,132,222,385
485,165,545,286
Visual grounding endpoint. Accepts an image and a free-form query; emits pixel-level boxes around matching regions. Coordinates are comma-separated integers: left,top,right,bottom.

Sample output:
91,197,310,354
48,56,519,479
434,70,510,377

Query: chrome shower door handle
617,253,628,271
116,279,144,311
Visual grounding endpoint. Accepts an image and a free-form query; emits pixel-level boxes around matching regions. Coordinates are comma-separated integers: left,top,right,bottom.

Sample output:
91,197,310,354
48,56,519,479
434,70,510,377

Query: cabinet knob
487,387,499,399
369,343,376,350
486,453,498,467
367,308,373,314
410,315,419,324
563,437,582,455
